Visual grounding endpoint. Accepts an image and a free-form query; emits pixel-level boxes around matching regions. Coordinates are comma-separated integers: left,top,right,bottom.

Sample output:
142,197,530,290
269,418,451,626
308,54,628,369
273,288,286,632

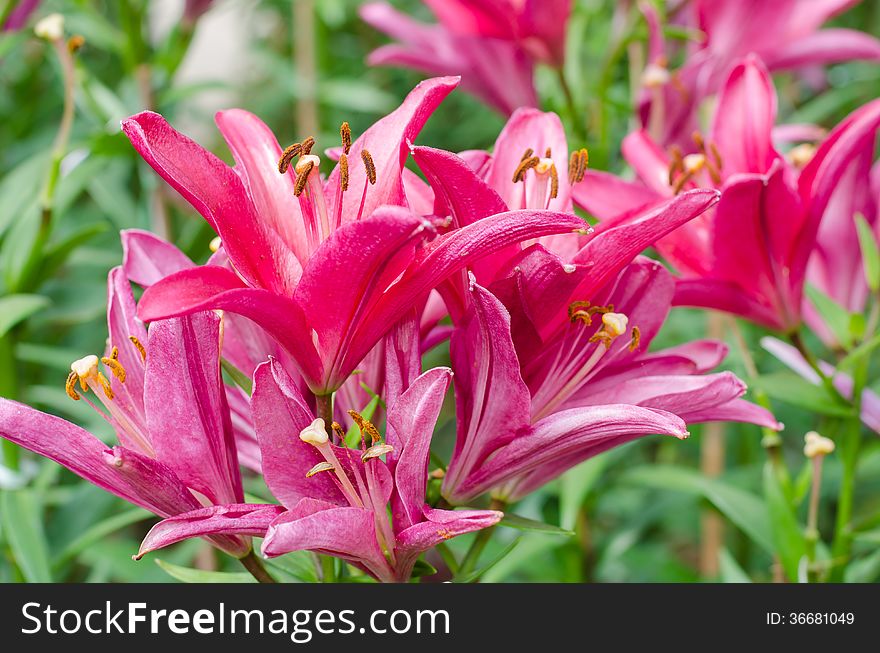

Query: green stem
804,456,824,583
435,542,459,575
319,554,336,583
555,66,582,137
788,330,849,405
458,499,506,578
239,550,277,583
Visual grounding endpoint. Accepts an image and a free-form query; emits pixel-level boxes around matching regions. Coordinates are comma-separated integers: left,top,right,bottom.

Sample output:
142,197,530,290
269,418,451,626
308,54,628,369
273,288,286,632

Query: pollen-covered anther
361,149,377,185
101,346,126,383
588,312,629,349
629,326,641,352
293,160,315,197
278,143,302,174
300,417,329,445
306,462,336,478
348,410,381,445
340,122,352,155
519,148,534,162
549,163,559,199
513,155,539,183
331,421,347,445
340,154,349,191
568,300,594,325
361,443,394,462
65,371,80,401
300,136,316,156
129,336,147,362
568,148,589,183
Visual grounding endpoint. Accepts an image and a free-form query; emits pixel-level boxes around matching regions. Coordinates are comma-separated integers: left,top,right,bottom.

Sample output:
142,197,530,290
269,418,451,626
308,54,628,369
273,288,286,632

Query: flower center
668,131,723,193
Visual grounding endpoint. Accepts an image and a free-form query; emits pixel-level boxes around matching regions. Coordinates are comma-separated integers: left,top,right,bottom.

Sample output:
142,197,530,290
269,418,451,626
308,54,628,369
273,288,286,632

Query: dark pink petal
262,501,392,581
326,75,458,225
384,310,423,406
251,359,344,507
138,266,324,387
215,109,309,271
121,229,194,287
520,0,572,65
711,56,779,176
386,367,452,530
572,170,660,220
621,129,672,196
121,111,299,294
673,278,783,329
136,503,285,559
144,311,243,506
765,29,880,69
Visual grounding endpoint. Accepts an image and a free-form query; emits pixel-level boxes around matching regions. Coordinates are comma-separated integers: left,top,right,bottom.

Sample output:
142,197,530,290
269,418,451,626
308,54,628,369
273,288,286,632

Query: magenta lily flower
637,0,880,147
138,360,501,582
122,77,586,395
2,0,40,31
0,268,272,558
442,257,781,504
360,2,571,114
575,56,880,331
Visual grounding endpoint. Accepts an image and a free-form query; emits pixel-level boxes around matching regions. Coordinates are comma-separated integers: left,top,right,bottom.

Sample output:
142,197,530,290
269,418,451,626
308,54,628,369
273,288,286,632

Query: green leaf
0,294,49,338
345,393,381,448
155,559,256,583
410,559,438,578
559,455,608,531
718,548,752,583
1,490,52,582
498,512,574,536
41,223,109,281
844,548,880,583
752,372,854,418
264,551,319,583
838,331,880,371
221,358,253,395
54,507,151,567
762,463,806,582
855,213,880,292
805,284,853,349
622,465,774,554
454,538,520,583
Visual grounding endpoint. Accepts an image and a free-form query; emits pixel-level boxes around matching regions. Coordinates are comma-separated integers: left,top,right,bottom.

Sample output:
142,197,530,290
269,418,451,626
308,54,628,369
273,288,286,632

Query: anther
629,326,641,352
97,373,114,400
348,410,381,445
361,150,377,185
568,149,589,183
340,154,349,191
67,35,85,53
294,161,314,196
361,443,394,462
340,122,352,155
331,421,347,446
65,371,80,401
301,136,316,156
129,336,146,362
545,147,552,158
101,347,126,383
549,163,559,199
306,462,336,478
278,143,302,174
519,148,534,161
588,312,629,349
300,418,329,445
513,156,539,183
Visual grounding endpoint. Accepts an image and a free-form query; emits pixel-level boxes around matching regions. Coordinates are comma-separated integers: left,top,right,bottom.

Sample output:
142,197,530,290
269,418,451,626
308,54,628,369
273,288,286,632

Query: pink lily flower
0,268,279,558
122,77,586,395
442,258,781,505
360,1,571,114
637,0,880,147
2,0,40,31
138,360,501,582
575,56,880,331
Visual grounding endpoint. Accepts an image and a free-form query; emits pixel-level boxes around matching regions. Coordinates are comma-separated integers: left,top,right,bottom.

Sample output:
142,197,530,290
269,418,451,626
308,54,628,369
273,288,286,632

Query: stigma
299,417,329,445
66,350,126,401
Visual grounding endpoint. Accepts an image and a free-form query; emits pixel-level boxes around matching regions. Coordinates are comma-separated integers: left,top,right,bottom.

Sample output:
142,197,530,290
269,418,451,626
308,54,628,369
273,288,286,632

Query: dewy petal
136,503,285,560
215,109,309,271
386,367,452,531
144,311,243,506
121,111,300,295
138,266,324,388
121,229,195,287
262,501,391,581
326,76,459,225
451,404,688,503
711,56,779,176
764,28,880,70
251,359,345,508
572,170,661,221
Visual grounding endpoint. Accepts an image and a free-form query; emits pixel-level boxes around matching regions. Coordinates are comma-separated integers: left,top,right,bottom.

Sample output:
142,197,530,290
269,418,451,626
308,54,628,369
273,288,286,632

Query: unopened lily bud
804,431,835,458
300,418,328,445
35,13,64,41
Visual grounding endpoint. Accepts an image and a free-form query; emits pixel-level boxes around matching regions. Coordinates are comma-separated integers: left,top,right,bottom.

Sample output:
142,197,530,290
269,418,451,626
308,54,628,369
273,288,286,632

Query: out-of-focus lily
637,0,880,147
122,77,587,396
576,56,880,331
2,0,40,31
0,268,278,558
360,1,572,114
138,360,501,582
442,258,781,504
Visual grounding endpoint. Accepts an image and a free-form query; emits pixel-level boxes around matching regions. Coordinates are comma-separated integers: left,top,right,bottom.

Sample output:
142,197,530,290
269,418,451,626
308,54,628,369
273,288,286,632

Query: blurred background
1,0,879,583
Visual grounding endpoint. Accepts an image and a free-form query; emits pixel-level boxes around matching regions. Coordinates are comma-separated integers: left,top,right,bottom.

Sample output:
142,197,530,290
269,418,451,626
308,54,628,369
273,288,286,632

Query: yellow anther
300,136,316,156
306,461,336,478
568,301,613,326
96,372,114,400
129,336,147,362
65,371,80,401
101,347,126,383
340,122,352,155
629,326,641,352
804,431,835,458
361,443,394,462
300,418,329,446
519,148,534,161
348,410,381,445
294,161,315,197
278,143,302,174
361,150,377,185
340,153,349,192
67,35,85,53
568,148,589,183
549,163,559,199
513,156,540,183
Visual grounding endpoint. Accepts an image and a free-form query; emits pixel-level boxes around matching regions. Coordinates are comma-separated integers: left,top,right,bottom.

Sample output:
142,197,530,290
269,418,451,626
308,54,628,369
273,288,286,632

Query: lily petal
121,228,194,286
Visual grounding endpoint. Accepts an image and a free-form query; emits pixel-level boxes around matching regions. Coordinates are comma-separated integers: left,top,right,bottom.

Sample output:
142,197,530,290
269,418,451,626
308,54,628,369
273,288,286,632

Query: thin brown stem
239,550,277,583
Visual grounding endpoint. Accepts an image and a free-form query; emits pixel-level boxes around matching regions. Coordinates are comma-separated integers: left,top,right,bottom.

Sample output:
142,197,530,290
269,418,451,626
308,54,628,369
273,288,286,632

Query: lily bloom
138,360,501,582
442,258,780,504
0,268,273,558
2,0,40,31
637,0,880,147
122,77,587,395
360,1,571,114
575,56,880,331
